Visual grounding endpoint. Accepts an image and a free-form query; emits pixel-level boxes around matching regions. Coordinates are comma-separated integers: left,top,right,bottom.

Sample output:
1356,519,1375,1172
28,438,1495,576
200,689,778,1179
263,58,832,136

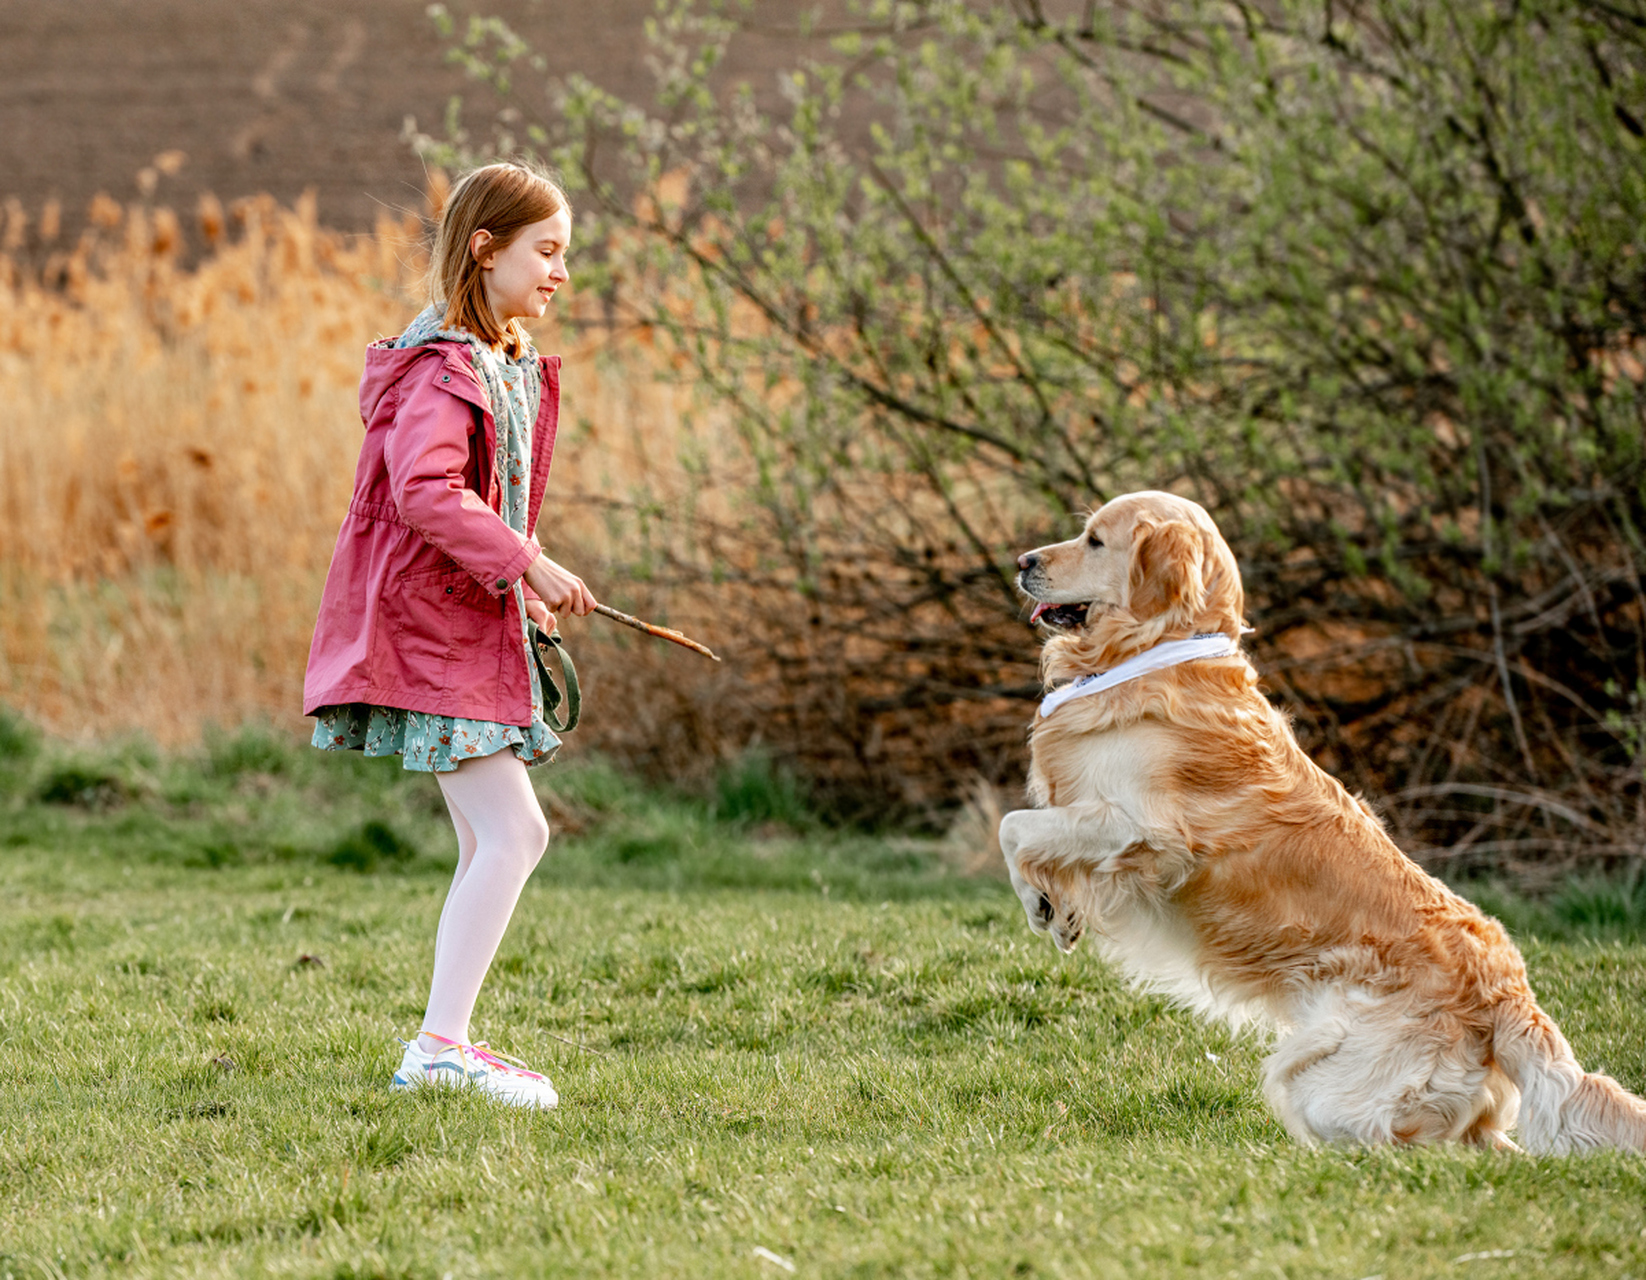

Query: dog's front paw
1024,888,1056,935
1000,808,1085,949
1050,907,1085,954
1020,883,1084,952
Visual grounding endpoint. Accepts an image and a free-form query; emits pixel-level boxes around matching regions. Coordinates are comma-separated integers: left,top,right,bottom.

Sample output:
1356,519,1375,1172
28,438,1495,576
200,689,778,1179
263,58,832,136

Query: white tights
417,749,548,1051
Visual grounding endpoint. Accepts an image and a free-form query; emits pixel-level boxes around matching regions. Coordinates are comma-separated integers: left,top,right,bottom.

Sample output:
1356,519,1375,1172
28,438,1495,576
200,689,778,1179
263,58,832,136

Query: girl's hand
523,554,597,617
524,598,556,634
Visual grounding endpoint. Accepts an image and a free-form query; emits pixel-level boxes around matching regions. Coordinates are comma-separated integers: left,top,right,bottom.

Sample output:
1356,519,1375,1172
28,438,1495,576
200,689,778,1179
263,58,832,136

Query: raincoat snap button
445,586,454,595
495,578,509,591
441,374,451,382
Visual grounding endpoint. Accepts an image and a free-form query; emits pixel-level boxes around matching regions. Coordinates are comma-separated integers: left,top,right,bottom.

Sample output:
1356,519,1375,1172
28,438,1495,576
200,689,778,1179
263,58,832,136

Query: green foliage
1552,873,1646,937
35,762,130,809
203,723,294,779
1603,677,1646,769
326,820,419,873
711,749,815,828
0,726,976,899
425,0,1646,861
0,705,33,763
1469,870,1646,943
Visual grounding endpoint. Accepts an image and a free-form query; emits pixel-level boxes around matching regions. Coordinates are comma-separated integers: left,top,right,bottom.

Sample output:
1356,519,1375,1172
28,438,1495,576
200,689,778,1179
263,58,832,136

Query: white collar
1039,631,1245,719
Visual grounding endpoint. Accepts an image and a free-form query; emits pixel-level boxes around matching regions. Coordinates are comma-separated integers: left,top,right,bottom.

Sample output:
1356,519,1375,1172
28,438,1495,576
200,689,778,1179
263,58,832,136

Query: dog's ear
1127,519,1205,628
1198,528,1246,637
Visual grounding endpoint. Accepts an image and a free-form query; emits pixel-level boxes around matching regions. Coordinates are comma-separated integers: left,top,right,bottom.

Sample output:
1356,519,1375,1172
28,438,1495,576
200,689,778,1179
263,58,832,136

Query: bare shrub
415,0,1646,866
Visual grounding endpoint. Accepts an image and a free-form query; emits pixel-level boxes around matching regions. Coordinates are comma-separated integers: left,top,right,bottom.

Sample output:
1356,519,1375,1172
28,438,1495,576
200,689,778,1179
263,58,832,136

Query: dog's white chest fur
1029,723,1162,815
1008,723,1269,1027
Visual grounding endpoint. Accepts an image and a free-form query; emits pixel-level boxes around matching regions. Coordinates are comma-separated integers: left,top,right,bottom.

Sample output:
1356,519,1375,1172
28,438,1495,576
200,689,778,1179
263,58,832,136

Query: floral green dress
310,308,560,773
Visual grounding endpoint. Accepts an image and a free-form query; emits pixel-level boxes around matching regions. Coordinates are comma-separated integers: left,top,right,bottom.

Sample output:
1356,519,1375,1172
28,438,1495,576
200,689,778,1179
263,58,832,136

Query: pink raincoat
302,340,560,724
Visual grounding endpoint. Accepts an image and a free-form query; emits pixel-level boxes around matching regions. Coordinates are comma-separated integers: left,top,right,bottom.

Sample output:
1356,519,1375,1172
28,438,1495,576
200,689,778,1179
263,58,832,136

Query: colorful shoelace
418,1031,549,1082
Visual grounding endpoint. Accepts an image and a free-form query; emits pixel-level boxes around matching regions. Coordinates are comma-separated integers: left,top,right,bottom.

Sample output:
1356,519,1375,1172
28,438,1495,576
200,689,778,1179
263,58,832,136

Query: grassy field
5,729,1646,1279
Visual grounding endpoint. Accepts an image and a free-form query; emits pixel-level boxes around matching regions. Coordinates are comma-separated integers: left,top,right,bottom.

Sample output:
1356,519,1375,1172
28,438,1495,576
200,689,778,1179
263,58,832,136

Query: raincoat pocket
383,561,497,686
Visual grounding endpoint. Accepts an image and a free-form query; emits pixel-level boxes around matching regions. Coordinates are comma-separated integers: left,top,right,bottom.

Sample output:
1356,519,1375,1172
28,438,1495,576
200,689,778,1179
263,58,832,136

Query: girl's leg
431,791,480,970
416,750,549,1051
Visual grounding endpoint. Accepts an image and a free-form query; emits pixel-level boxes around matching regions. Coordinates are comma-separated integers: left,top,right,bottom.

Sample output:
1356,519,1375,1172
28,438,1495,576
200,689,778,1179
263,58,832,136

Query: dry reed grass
0,189,737,760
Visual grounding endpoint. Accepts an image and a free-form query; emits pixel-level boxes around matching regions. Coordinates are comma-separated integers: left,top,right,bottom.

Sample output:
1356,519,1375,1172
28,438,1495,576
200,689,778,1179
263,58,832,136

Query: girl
304,162,596,1109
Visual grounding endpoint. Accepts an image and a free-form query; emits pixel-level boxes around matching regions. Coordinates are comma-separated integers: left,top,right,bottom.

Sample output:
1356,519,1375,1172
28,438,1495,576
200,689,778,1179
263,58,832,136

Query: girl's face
472,208,572,326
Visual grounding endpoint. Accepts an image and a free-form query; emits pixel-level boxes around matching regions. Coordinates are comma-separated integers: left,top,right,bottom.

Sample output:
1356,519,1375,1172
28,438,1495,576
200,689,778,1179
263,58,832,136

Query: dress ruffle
310,703,560,773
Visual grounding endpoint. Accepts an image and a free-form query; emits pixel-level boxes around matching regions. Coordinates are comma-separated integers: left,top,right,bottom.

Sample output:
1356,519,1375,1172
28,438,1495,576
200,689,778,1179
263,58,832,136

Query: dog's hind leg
1260,1001,1350,1146
1459,1068,1522,1151
1264,990,1507,1148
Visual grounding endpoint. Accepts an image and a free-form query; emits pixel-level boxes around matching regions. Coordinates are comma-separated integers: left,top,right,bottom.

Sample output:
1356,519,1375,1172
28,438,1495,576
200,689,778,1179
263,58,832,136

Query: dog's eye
1087,535,1104,549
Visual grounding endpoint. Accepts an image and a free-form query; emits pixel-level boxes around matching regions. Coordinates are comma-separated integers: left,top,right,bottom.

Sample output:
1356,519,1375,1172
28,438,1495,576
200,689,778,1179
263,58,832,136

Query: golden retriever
1001,489,1646,1151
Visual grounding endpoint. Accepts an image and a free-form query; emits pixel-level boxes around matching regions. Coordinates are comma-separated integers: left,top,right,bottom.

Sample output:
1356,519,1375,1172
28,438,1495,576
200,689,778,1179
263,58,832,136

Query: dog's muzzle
1017,558,1094,630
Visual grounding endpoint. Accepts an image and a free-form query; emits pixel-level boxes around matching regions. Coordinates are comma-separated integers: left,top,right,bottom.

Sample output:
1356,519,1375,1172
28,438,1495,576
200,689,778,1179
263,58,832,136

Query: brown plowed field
0,0,798,236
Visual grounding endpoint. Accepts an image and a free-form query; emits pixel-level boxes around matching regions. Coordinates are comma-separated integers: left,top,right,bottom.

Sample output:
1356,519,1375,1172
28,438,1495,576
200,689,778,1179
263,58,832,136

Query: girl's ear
469,229,495,268
1127,519,1205,629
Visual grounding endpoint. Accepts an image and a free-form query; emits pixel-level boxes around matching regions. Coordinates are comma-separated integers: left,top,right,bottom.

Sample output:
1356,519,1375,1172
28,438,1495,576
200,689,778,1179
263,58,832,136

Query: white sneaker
391,1033,559,1109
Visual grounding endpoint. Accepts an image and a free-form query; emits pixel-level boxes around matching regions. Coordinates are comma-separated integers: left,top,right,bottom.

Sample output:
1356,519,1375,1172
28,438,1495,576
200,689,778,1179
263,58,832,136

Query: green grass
0,722,973,901
4,725,1646,1277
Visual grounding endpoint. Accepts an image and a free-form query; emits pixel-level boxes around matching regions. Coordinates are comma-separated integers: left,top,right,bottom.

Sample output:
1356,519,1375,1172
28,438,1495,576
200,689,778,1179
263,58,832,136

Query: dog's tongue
1029,602,1052,623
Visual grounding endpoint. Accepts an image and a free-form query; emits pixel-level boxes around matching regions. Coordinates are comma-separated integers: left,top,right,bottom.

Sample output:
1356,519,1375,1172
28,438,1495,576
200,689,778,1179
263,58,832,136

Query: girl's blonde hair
429,161,571,357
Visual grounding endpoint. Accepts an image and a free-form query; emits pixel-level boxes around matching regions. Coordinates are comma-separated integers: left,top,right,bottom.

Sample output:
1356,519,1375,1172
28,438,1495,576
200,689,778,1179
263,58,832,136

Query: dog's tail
1495,997,1646,1153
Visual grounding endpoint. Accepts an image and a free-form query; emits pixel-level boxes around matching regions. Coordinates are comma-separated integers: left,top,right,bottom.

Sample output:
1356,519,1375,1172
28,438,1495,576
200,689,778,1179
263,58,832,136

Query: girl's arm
382,357,541,597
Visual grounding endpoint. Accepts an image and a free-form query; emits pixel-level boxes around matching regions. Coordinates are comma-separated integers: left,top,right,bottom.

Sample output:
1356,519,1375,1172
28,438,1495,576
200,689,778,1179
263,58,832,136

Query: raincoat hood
357,338,486,426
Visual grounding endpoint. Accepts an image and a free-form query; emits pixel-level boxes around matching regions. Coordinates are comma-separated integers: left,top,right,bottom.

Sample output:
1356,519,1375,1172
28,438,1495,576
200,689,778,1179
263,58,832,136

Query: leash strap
528,625,581,734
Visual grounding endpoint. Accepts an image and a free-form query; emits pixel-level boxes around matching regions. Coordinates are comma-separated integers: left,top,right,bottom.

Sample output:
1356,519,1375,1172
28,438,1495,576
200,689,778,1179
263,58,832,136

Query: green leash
528,625,581,734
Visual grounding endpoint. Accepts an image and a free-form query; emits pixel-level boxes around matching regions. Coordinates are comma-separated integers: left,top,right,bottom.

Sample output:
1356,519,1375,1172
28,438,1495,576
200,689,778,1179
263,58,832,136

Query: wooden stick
591,603,721,662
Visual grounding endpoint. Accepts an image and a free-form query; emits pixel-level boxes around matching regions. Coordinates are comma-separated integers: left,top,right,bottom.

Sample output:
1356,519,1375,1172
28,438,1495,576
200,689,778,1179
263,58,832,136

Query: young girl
304,162,596,1109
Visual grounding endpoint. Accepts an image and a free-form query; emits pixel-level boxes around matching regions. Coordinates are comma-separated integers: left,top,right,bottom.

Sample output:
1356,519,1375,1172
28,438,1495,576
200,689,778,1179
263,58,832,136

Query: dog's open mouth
1028,601,1090,630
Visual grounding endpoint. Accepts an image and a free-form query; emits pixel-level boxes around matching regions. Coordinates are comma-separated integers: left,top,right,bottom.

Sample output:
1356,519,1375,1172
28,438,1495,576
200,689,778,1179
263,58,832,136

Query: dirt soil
0,0,805,238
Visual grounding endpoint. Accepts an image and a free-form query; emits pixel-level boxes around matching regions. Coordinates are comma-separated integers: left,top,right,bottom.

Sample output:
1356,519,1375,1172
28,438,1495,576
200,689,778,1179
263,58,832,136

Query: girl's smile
472,209,572,327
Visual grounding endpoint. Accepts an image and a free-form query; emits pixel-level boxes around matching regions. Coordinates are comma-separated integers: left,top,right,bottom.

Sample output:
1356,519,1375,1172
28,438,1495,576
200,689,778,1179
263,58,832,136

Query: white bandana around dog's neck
1038,631,1245,719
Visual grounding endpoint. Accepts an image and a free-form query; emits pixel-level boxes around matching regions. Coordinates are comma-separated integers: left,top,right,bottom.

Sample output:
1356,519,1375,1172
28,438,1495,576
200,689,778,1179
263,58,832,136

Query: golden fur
1001,490,1646,1151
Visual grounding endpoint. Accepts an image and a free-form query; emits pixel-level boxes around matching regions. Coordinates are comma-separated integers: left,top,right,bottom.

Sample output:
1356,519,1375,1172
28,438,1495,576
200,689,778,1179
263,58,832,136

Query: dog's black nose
1017,552,1039,572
